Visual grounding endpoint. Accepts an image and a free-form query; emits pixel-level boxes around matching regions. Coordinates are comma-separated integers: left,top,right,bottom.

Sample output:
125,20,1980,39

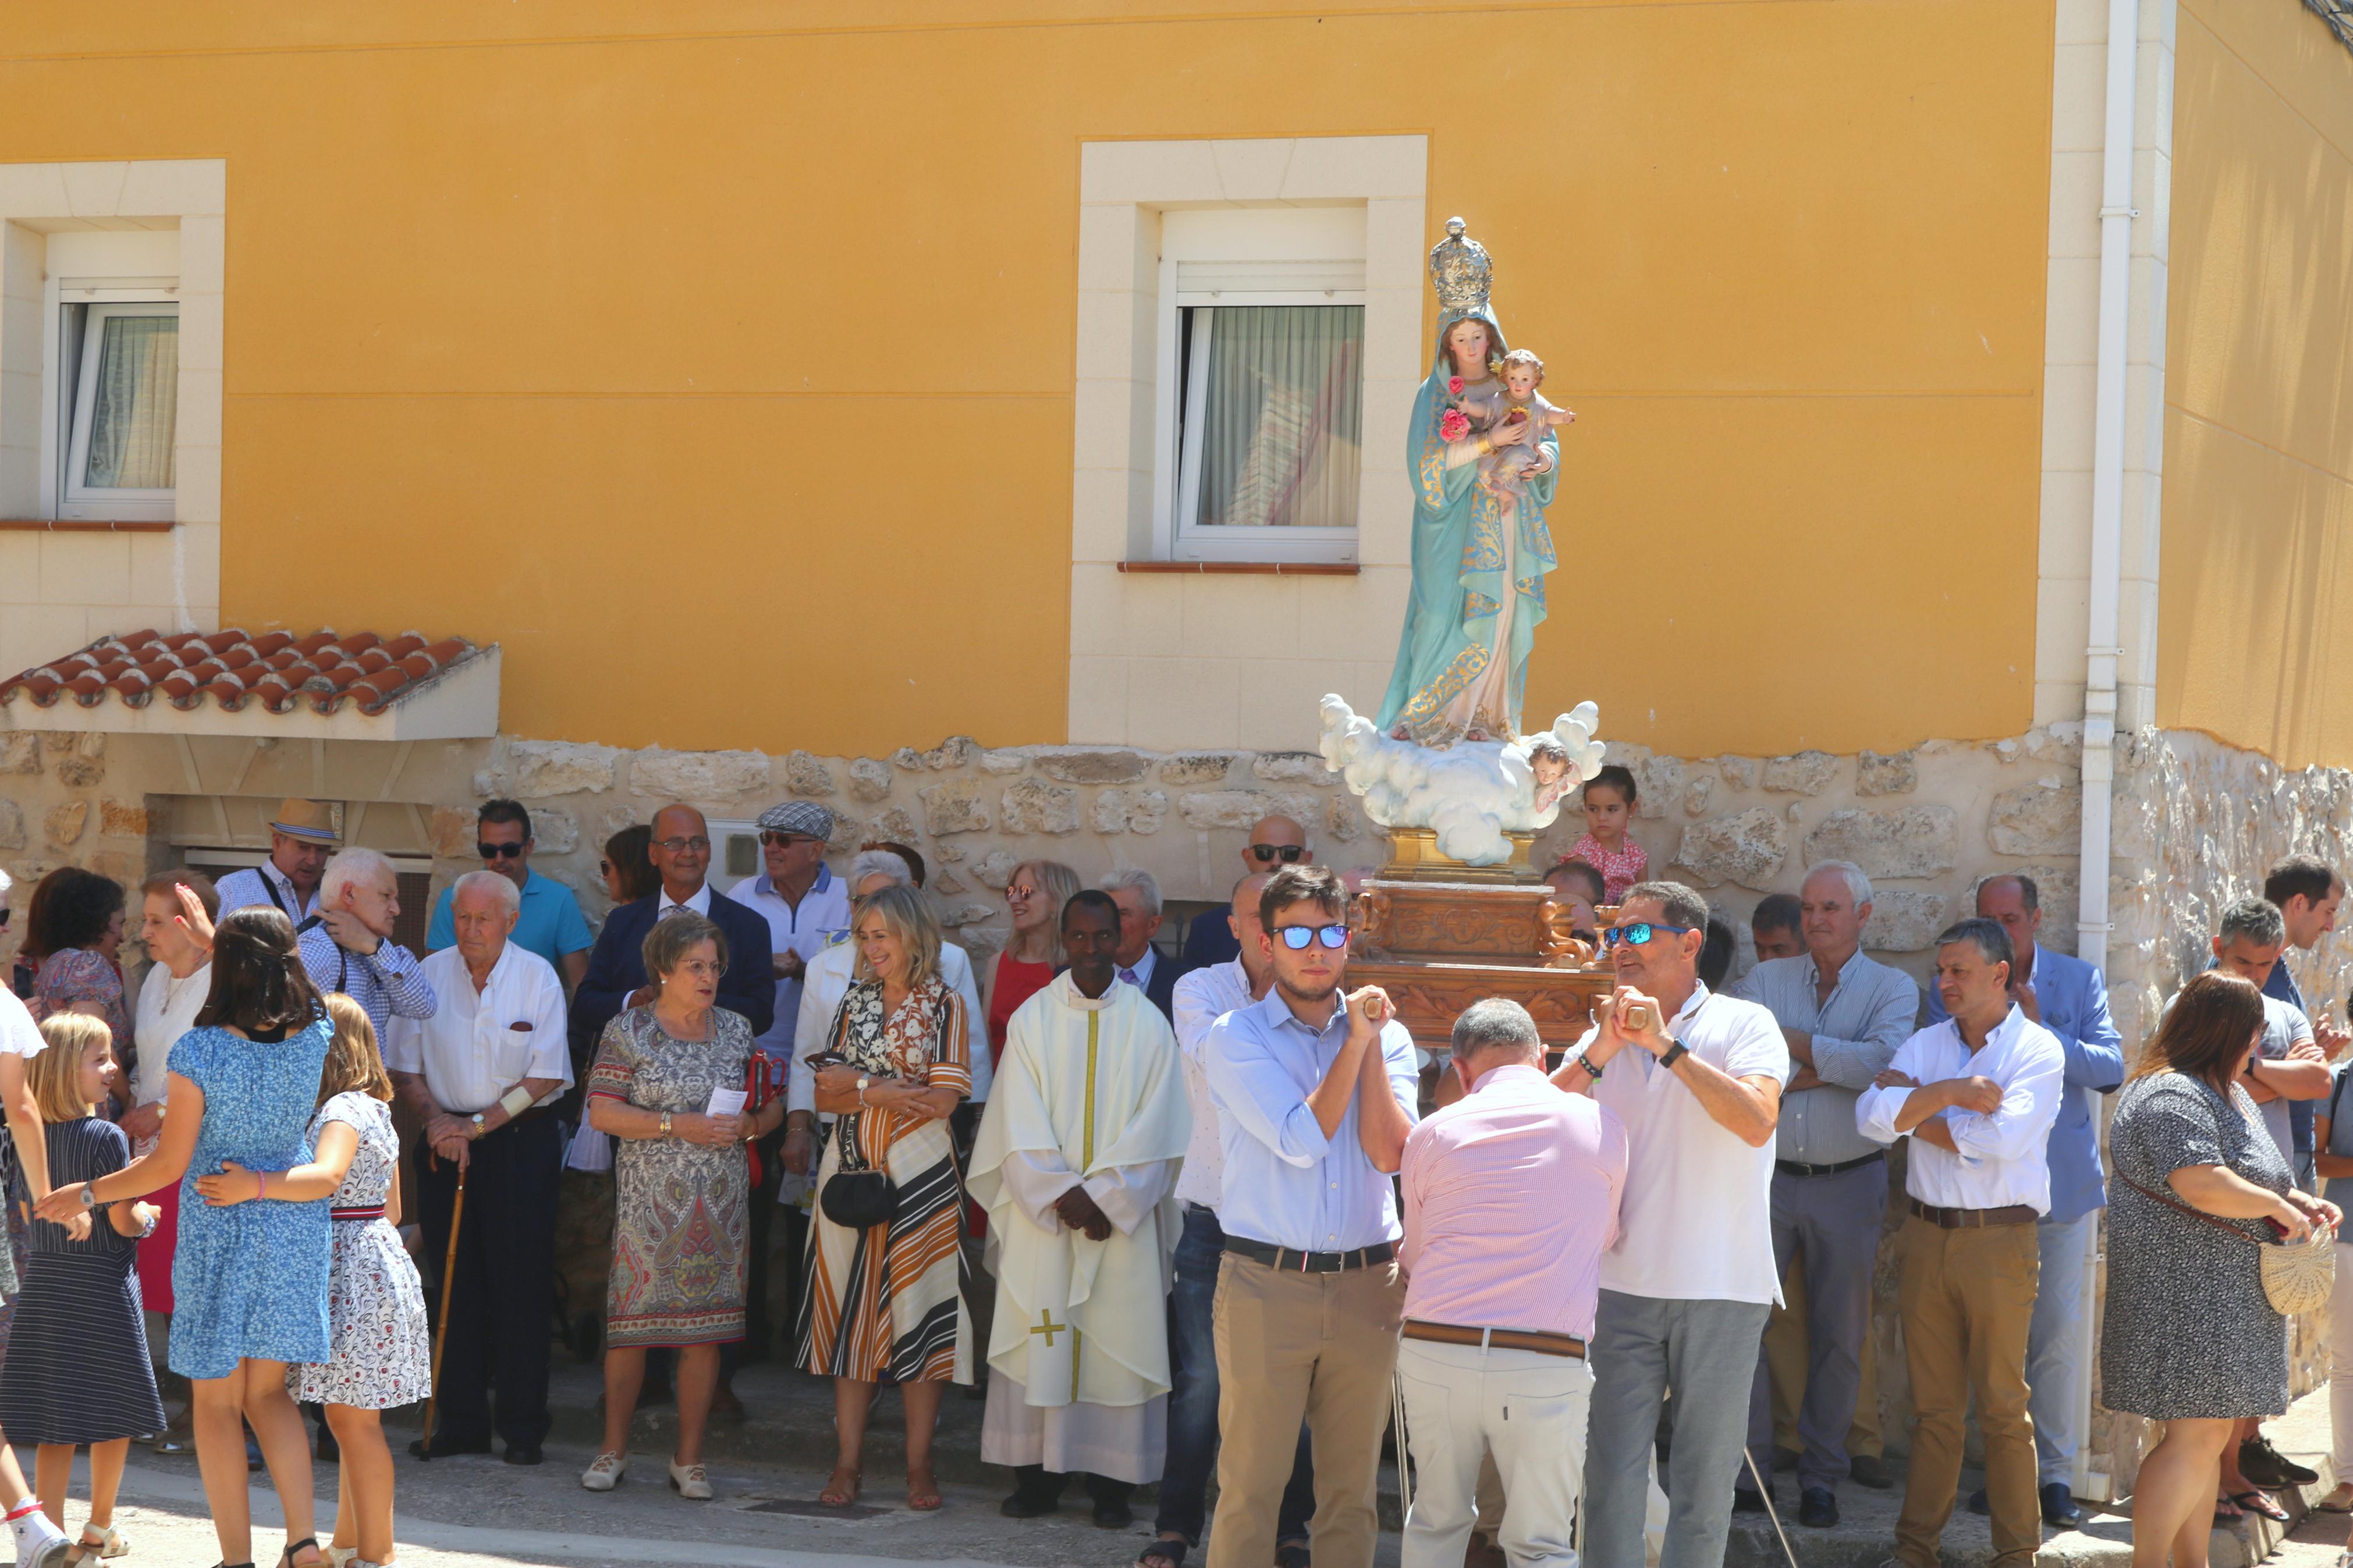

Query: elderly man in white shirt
1855,918,2062,1568
386,870,573,1466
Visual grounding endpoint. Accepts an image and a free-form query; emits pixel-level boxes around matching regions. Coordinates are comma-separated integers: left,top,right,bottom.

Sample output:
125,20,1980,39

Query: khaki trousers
1766,1255,1883,1457
1206,1253,1405,1568
1893,1214,2040,1568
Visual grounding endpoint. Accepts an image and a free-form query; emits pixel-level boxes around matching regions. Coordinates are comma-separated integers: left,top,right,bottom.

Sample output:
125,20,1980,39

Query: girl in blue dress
40,905,333,1568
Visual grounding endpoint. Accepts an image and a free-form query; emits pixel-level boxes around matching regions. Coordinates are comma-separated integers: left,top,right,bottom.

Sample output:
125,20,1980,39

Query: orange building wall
0,1,2055,757
2159,0,2353,766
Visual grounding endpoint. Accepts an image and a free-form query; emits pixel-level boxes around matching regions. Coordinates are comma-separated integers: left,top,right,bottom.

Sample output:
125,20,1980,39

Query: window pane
1192,305,1361,529
82,314,179,490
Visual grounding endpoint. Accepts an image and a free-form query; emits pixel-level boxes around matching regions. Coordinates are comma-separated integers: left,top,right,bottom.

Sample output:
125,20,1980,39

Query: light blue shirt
1202,990,1420,1253
425,868,594,975
1731,948,1920,1165
1926,942,2123,1223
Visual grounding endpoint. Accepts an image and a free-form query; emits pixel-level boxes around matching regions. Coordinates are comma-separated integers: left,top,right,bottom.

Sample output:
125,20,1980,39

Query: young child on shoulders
0,1015,162,1565
1567,764,1648,904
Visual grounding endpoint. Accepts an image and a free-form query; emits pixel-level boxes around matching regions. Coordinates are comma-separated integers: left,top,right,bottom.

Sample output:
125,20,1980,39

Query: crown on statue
1428,216,1493,321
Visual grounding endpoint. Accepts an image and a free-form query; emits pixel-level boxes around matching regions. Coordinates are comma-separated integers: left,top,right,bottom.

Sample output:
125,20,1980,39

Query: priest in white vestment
971,890,1191,1524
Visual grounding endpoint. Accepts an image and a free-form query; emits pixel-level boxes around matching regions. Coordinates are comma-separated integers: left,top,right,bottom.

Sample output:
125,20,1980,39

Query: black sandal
275,1540,321,1568
1140,1539,1190,1568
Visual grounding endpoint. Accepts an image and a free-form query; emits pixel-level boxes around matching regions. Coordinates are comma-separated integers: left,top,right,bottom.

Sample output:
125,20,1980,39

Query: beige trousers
1206,1254,1406,1568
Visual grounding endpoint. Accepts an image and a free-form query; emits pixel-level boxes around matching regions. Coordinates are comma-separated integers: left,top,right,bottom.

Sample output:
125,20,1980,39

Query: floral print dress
290,1093,431,1409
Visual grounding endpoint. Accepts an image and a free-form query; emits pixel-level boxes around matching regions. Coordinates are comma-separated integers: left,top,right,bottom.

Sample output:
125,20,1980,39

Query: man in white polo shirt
1550,879,1788,1568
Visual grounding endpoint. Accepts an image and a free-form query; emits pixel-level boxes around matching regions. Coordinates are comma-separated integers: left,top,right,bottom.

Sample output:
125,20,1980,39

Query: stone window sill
1116,560,1360,576
0,520,176,533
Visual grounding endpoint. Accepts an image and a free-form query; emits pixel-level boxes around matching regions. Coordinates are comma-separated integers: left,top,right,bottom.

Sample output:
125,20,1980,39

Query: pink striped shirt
1400,1062,1628,1339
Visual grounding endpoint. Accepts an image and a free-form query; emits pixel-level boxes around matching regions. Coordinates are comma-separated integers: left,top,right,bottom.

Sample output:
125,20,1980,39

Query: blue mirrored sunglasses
1601,920,1697,950
1274,923,1350,951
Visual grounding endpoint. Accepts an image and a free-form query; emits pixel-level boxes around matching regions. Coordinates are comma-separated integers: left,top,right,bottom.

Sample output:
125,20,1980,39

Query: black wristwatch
1658,1037,1690,1069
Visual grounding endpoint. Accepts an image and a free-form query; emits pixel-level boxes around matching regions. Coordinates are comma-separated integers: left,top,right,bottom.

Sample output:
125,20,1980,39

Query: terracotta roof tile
0,628,485,718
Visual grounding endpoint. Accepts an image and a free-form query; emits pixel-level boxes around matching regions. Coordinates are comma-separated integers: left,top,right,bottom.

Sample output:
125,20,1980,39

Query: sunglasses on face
1601,921,1697,951
652,837,711,854
1273,923,1349,951
1251,844,1307,864
477,841,526,859
761,831,819,848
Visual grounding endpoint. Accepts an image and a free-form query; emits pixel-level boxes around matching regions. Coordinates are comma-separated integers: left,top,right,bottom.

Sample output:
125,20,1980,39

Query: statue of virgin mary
1375,219,1561,749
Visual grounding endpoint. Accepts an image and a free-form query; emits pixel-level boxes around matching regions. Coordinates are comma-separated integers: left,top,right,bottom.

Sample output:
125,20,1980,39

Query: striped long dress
796,976,972,1385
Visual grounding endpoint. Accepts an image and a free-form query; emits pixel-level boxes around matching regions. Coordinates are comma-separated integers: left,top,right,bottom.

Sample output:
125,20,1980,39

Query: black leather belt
1224,1236,1397,1274
1776,1153,1884,1178
1908,1198,2036,1229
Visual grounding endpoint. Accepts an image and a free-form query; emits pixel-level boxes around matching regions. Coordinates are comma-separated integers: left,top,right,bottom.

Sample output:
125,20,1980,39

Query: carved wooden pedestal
1349,838,1614,1057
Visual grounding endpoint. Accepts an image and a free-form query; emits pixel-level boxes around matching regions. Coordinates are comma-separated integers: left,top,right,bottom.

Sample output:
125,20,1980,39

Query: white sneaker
669,1459,713,1501
16,1528,68,1568
581,1451,628,1492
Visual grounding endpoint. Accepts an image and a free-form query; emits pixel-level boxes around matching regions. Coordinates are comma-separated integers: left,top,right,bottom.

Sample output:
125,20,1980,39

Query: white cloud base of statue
1316,695,1607,866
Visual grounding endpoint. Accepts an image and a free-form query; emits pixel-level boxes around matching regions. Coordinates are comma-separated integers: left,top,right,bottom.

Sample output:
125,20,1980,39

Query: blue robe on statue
1376,307,1561,746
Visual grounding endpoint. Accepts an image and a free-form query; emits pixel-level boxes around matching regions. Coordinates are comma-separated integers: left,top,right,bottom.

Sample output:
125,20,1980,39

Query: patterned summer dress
796,977,973,1384
587,1006,755,1347
1566,833,1649,905
289,1093,431,1409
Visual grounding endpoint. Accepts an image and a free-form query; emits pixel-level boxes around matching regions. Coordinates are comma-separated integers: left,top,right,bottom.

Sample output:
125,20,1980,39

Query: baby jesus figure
1473,349,1576,497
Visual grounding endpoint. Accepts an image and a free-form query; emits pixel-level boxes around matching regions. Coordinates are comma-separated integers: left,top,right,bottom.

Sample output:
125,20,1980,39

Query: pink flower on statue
1439,408,1471,443
1449,375,1465,395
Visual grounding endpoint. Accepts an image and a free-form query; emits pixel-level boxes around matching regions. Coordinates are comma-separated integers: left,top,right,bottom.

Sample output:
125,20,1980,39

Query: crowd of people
0,784,2347,1568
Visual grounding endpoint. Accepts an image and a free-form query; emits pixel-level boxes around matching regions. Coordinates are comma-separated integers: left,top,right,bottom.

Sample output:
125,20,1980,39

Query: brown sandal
907,1462,943,1511
819,1466,863,1507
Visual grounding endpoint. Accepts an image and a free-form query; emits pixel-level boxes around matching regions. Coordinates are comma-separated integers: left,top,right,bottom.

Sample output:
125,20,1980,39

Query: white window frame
59,298,180,522
1162,283,1365,565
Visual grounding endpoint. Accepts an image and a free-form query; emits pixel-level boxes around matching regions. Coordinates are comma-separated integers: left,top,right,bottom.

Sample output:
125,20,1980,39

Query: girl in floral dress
196,995,426,1568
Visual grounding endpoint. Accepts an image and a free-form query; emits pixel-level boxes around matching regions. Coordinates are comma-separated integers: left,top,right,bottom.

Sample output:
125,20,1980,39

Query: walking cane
1741,1449,1802,1568
418,1157,467,1460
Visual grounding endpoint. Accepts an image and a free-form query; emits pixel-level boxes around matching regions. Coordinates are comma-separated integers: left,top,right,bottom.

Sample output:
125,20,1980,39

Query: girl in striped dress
0,1015,162,1562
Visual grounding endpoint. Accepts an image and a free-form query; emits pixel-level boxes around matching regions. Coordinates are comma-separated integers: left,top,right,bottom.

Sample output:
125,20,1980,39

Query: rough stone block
1865,890,1950,952
0,735,39,775
848,758,893,802
99,801,150,839
1178,790,1315,832
54,753,104,788
1627,755,1684,819
892,747,925,771
979,749,1028,776
938,903,996,929
1327,795,1365,842
870,806,922,844
43,801,89,848
1989,784,2083,856
1857,749,1918,796
1719,756,1759,790
1035,749,1154,785
918,780,990,835
1802,806,1960,880
934,871,969,894
785,751,836,797
531,805,580,855
632,748,769,803
973,851,1020,890
512,740,617,797
1002,780,1080,835
1159,753,1236,787
0,801,23,850
1670,808,1788,891
935,844,966,864
1762,751,1838,795
1684,776,1715,817
925,737,978,771
1251,752,1329,785
1089,789,1167,835
426,808,475,858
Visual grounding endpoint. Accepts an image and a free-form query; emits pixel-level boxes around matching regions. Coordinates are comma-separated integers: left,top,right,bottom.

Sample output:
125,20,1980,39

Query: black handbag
820,1110,898,1229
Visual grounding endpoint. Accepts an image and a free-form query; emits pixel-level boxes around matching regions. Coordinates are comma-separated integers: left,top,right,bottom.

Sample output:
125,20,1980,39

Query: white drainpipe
2072,0,2141,1505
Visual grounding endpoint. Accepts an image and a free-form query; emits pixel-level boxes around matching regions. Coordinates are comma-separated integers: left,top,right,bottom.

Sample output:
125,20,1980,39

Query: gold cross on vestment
1031,1311,1066,1347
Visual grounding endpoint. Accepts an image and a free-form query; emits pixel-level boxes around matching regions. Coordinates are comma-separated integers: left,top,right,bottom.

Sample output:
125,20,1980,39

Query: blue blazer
570,888,778,1069
1926,941,2123,1223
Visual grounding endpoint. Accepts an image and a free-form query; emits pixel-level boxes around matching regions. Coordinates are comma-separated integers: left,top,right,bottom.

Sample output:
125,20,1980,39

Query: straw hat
268,798,340,845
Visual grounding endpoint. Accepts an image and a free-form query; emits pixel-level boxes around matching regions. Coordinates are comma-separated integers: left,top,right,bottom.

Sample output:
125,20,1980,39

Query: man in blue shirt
2262,855,2348,1190
1935,873,2121,1529
424,800,594,989
1201,865,1417,1568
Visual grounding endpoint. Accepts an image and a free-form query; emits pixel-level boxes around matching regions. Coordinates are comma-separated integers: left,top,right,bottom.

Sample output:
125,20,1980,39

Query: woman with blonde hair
799,885,971,1512
194,994,426,1568
983,861,1077,1069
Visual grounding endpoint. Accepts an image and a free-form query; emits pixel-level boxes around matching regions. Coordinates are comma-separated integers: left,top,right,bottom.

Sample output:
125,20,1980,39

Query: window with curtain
1175,303,1362,545
64,303,179,513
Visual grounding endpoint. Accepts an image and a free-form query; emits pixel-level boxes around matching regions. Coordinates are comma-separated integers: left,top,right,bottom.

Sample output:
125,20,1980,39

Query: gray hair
2219,896,2287,950
450,869,521,915
1099,867,1163,919
1621,879,1709,934
1450,997,1542,1063
849,848,915,889
1805,860,1873,908
643,911,727,987
320,847,396,903
1935,916,2015,972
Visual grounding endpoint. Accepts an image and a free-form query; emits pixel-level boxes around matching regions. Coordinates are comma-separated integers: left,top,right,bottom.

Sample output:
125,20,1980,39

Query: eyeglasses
477,841,526,859
1273,924,1349,951
1250,844,1307,864
651,837,711,854
1601,921,1697,950
761,832,819,848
